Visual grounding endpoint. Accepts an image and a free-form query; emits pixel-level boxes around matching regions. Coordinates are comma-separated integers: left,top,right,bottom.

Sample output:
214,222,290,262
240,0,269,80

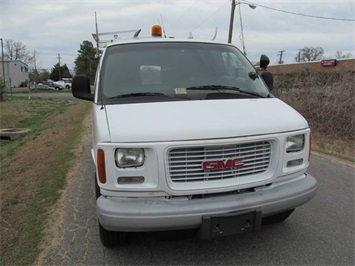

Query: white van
72,26,317,247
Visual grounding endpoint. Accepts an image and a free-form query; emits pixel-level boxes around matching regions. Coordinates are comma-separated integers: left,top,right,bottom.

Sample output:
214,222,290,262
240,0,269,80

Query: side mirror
72,75,94,101
261,71,274,91
260,54,270,70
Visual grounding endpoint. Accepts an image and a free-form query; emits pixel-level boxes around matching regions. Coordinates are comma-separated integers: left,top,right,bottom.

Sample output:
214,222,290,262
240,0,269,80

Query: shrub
273,70,355,141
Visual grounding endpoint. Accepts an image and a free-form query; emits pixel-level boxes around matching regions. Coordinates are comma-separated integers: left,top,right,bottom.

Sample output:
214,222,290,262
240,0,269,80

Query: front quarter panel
92,105,111,166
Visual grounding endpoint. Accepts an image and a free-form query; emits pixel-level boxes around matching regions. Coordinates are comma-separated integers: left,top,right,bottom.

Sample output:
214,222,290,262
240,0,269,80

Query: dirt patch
0,103,89,264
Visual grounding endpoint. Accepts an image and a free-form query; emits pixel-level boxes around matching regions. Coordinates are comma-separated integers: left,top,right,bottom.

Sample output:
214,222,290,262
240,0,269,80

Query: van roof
104,37,231,48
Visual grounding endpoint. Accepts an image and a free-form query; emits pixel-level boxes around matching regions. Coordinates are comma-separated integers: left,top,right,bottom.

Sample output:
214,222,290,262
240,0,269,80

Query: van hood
104,99,308,142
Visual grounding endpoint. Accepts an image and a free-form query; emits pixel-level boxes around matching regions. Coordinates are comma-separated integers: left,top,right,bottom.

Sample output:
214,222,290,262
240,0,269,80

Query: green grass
0,96,73,162
0,96,90,265
4,87,72,94
13,108,88,264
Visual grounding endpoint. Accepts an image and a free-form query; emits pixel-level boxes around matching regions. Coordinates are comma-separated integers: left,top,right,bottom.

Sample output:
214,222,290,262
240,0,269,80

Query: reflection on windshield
100,42,269,102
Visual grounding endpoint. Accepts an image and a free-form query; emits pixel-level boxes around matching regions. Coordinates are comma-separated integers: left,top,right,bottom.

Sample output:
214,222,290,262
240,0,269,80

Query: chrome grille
168,141,271,183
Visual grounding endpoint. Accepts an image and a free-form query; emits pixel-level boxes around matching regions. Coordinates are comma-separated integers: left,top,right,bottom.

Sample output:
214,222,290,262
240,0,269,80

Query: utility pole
57,53,61,80
228,0,256,47
298,50,301,62
278,50,285,64
228,0,236,43
0,38,5,101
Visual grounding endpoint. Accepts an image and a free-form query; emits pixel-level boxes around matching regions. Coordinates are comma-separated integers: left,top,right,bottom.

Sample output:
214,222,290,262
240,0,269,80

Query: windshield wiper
186,85,265,98
106,92,190,100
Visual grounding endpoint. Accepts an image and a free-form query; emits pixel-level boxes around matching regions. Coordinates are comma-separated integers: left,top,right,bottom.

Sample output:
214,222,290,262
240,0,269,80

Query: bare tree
295,46,324,62
28,49,41,83
4,39,28,61
334,50,352,59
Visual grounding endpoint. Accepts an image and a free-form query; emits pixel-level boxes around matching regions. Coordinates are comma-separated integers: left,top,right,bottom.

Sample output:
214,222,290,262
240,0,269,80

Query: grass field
0,96,90,265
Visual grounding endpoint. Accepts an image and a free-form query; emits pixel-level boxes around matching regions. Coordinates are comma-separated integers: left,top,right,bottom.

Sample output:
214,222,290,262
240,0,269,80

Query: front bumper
97,174,317,232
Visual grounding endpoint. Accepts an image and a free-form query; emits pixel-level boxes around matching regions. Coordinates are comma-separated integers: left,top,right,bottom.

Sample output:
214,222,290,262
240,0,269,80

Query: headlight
115,148,145,168
286,135,305,153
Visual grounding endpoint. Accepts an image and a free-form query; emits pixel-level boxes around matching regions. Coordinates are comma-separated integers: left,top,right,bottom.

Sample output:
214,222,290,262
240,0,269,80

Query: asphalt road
37,121,354,265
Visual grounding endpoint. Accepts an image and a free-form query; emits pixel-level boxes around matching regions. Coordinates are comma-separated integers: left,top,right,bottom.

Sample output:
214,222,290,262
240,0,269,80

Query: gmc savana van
72,26,317,247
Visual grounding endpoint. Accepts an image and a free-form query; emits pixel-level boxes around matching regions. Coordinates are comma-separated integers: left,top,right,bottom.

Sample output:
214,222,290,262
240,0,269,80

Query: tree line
294,46,352,63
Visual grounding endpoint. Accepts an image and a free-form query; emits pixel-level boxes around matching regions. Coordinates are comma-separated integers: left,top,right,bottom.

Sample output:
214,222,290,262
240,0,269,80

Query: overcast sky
1,0,354,72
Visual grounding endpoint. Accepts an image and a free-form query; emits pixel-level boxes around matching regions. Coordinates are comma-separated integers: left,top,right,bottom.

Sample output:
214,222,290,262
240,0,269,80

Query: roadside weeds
0,97,90,265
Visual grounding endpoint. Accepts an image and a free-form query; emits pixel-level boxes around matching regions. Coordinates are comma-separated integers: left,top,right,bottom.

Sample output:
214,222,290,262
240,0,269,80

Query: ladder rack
92,29,141,48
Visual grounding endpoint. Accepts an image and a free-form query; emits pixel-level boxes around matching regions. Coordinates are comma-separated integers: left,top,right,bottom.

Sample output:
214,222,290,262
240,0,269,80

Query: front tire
95,173,126,247
94,173,101,199
99,222,119,247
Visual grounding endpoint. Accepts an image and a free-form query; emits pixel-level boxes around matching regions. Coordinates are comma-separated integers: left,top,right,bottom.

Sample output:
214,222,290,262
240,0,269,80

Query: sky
1,0,354,73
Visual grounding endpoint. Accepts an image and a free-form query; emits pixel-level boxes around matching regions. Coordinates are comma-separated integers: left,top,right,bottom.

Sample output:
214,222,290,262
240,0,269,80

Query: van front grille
168,141,271,183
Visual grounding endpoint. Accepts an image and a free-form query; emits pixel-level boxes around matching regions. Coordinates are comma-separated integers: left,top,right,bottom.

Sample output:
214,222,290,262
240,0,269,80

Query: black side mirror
72,75,94,101
261,71,274,91
260,54,270,70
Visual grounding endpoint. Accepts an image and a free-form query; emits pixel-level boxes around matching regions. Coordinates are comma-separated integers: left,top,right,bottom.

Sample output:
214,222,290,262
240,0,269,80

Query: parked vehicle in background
29,83,55,91
54,80,71,89
41,81,65,90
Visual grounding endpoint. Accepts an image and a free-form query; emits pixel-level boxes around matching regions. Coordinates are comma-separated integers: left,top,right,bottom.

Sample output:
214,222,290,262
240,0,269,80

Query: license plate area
198,209,262,240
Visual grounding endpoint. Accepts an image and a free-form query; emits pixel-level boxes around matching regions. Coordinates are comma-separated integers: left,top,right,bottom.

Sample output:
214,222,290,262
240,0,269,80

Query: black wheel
99,222,118,247
95,173,126,247
94,173,101,199
262,209,295,225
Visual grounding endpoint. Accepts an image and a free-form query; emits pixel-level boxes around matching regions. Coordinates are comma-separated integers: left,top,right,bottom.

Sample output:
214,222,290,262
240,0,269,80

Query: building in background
0,60,29,88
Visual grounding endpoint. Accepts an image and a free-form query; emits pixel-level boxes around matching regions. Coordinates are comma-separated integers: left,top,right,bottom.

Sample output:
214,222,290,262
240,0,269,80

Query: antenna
211,27,218,40
95,12,99,58
160,14,167,38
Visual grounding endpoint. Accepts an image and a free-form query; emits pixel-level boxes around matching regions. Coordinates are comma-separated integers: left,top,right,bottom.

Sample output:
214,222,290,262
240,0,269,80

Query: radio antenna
160,14,167,38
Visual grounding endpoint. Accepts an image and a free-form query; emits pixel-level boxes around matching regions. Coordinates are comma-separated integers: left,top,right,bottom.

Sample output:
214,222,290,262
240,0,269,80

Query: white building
0,60,29,88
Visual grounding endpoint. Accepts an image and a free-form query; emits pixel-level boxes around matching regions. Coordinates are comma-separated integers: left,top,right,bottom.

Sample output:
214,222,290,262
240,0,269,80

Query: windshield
99,42,270,103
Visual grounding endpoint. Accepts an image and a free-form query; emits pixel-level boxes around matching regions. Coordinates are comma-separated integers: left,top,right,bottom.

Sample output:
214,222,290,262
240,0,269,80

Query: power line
244,1,355,21
171,0,201,26
191,0,230,32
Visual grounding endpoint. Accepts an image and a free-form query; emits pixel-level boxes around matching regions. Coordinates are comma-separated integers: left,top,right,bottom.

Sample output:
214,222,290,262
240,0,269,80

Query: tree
295,46,324,62
4,39,28,61
39,69,50,82
49,63,72,81
74,40,99,84
334,51,352,59
29,68,50,83
28,49,41,83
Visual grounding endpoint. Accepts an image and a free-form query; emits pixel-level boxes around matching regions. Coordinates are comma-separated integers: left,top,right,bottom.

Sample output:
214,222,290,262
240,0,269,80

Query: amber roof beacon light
152,25,162,37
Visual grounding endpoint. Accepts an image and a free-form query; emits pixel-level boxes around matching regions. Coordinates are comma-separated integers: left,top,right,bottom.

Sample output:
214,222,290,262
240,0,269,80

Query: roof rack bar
134,29,141,38
92,29,142,48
